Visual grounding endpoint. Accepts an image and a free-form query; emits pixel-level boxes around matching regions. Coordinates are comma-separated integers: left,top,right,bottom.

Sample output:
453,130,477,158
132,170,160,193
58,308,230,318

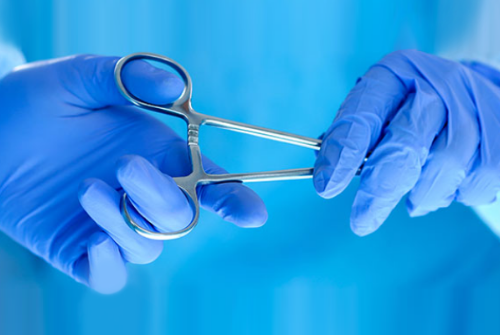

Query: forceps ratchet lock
115,52,353,240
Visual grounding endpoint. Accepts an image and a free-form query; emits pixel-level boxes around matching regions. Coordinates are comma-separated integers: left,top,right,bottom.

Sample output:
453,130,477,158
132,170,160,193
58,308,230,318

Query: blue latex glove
0,55,267,293
314,50,500,236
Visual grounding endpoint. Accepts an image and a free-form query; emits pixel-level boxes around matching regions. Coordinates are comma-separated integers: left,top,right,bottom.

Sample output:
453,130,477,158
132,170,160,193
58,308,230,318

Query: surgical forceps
115,53,325,240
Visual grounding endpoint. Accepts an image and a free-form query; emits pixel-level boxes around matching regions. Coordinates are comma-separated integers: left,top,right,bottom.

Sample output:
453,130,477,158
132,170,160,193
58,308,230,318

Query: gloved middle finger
159,139,268,228
350,85,446,236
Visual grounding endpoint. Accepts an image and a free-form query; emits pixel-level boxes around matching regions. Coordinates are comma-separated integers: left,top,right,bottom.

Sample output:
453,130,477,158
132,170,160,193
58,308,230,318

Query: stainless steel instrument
115,52,326,240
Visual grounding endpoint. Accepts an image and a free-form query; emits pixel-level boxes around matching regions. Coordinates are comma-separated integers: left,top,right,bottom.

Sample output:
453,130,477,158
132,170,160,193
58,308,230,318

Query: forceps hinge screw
187,124,200,145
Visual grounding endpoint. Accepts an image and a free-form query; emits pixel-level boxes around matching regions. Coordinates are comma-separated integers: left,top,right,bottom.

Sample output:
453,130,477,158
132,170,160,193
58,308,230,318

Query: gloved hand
314,49,500,236
0,55,267,293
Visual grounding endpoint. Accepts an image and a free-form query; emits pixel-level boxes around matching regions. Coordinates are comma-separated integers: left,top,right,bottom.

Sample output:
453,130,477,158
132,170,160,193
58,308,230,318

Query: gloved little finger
71,232,127,294
456,70,500,206
457,164,500,206
87,232,127,294
78,178,164,264
407,116,479,216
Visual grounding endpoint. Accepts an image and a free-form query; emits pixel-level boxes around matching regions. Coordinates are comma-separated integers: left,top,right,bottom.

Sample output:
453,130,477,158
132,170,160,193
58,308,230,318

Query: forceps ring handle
120,185,201,241
114,52,193,116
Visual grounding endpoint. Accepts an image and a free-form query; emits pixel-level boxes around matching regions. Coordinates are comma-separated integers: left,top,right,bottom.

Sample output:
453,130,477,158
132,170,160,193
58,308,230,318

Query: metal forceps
115,52,322,240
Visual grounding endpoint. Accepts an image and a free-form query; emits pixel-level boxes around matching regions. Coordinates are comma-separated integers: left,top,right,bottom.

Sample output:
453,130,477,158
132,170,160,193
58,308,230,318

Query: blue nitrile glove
314,50,500,236
0,55,267,293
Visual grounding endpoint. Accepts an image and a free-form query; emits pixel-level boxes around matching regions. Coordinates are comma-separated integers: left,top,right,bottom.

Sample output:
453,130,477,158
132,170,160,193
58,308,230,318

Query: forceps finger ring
114,52,362,241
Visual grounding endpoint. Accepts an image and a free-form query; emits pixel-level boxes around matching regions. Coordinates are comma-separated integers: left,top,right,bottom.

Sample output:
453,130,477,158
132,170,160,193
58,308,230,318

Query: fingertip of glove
407,206,429,218
94,282,126,295
350,221,377,237
406,198,431,218
213,186,268,228
144,66,185,102
350,200,382,237
88,232,127,294
313,168,330,194
78,178,102,202
313,167,342,199
91,273,127,295
313,166,351,199
156,73,184,102
230,200,268,228
123,60,185,105
240,207,268,228
116,155,150,184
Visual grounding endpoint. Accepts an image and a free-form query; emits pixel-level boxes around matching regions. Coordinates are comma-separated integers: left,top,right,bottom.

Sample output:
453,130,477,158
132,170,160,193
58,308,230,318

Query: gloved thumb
39,54,184,109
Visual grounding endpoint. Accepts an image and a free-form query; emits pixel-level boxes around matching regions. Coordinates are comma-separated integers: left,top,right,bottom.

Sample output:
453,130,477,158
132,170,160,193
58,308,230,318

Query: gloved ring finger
78,177,164,264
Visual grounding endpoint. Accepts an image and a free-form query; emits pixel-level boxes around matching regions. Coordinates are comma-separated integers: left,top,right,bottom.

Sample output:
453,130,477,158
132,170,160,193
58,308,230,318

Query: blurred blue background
0,0,499,334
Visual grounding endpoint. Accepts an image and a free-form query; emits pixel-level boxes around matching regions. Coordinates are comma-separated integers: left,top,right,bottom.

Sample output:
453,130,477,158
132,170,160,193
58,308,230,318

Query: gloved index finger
314,64,408,198
56,55,184,109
